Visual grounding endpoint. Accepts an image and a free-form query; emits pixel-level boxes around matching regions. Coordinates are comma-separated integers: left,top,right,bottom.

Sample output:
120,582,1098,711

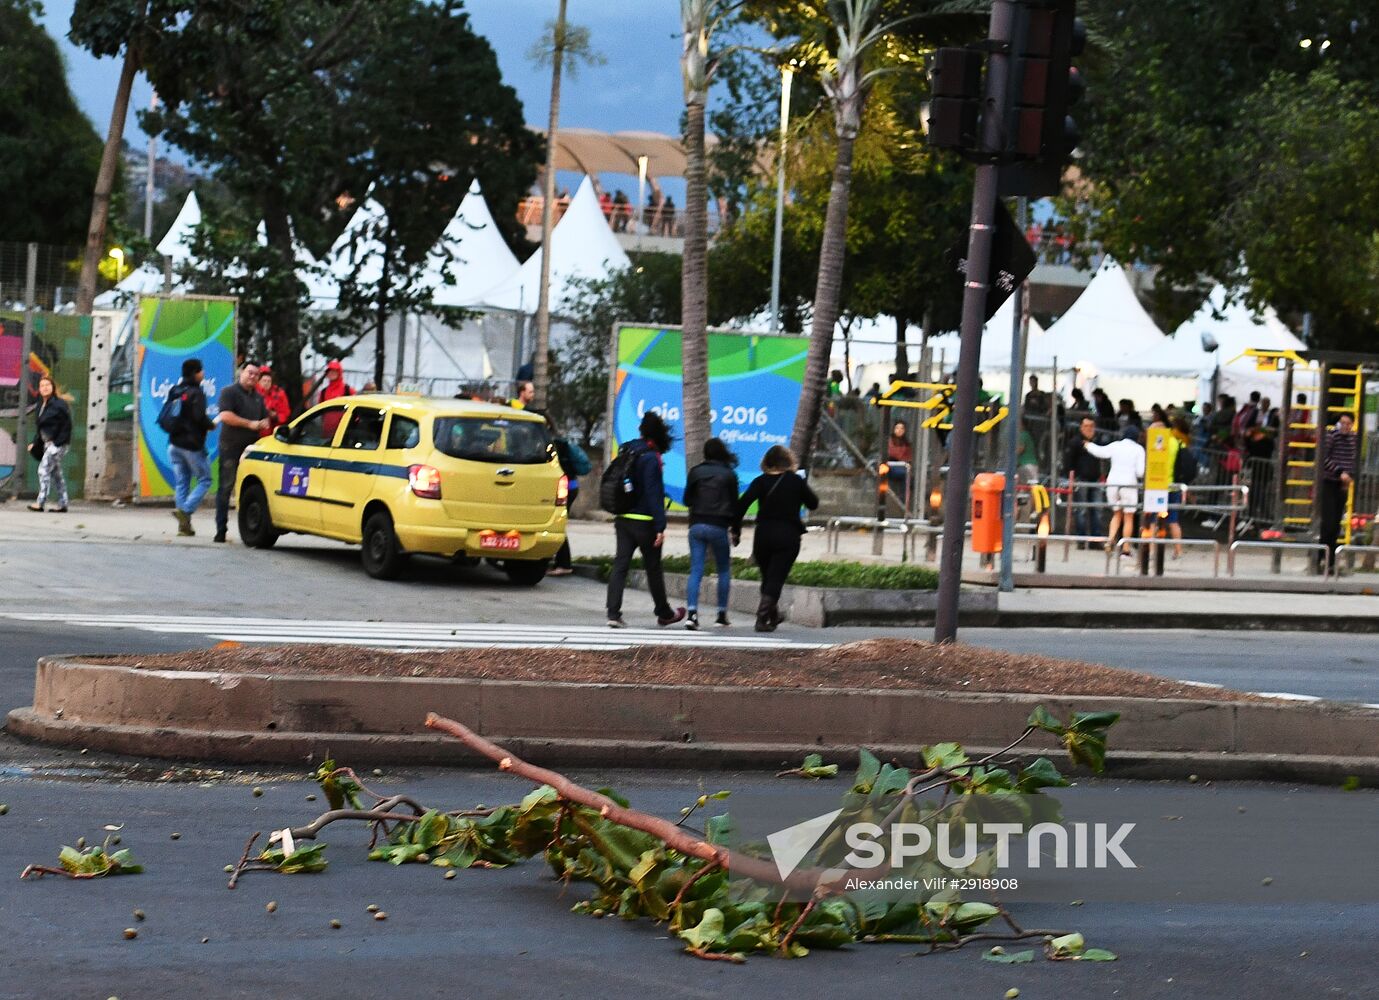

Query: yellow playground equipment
874,380,1009,435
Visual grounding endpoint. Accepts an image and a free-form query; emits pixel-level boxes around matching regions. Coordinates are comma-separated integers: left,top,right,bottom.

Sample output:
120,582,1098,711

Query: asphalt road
1,765,1375,1000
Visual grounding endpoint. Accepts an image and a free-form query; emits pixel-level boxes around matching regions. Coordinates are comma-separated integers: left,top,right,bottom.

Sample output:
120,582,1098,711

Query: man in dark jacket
1320,413,1358,573
214,361,270,543
1062,415,1104,544
166,358,217,537
605,410,686,628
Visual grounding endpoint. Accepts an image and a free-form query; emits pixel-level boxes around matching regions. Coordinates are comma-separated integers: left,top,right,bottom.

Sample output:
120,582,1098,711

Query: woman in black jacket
683,437,741,630
736,445,819,632
28,375,72,513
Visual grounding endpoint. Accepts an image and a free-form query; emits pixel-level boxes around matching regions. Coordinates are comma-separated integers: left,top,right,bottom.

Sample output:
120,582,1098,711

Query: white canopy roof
427,180,521,308
926,293,1049,370
1025,257,1164,372
155,191,201,262
475,175,630,312
1107,285,1303,378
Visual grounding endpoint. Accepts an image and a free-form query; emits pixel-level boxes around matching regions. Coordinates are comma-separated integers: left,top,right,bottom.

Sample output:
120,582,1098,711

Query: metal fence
0,242,85,313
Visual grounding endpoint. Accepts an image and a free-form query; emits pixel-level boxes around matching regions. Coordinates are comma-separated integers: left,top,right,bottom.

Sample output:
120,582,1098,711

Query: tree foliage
0,1,103,246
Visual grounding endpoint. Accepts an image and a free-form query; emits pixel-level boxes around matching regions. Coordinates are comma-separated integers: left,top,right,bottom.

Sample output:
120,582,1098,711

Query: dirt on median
96,638,1264,703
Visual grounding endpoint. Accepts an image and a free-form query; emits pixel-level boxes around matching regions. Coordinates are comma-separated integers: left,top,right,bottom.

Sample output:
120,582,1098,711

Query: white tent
1099,285,1305,405
925,293,1049,371
1024,257,1164,372
93,191,202,306
427,180,521,308
475,174,630,312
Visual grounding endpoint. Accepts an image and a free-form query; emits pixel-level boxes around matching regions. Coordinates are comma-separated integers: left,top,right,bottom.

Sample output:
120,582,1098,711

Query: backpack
157,388,187,434
1173,447,1198,485
564,440,592,476
599,444,641,515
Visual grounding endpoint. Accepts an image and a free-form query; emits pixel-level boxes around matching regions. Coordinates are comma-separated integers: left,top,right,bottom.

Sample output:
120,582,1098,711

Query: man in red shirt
256,367,291,436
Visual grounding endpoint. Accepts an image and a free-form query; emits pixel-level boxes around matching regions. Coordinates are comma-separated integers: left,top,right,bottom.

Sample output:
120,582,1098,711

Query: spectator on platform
1092,388,1117,431
598,189,613,220
659,195,676,235
1117,398,1143,429
865,382,883,403
611,190,630,232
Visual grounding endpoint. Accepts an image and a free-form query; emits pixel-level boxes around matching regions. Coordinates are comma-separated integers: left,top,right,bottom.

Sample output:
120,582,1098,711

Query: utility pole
531,0,568,411
933,0,1017,644
144,94,158,239
769,64,795,334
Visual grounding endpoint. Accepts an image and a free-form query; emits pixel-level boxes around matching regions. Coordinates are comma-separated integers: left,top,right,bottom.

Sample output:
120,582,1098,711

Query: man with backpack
547,418,592,576
600,410,685,628
162,358,217,537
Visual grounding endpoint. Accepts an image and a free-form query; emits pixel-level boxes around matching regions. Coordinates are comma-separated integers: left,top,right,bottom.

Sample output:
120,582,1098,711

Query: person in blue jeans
164,358,217,537
682,438,741,630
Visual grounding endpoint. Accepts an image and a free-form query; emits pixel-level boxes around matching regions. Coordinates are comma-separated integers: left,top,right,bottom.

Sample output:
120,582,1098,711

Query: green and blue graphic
611,326,808,507
136,297,237,498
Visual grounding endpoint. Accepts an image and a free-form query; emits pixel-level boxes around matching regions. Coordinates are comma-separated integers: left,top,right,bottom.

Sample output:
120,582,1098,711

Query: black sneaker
715,612,730,627
213,533,227,544
657,607,687,627
684,611,700,631
607,616,627,629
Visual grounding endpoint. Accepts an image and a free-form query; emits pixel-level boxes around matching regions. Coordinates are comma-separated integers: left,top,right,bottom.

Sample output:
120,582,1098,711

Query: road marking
1,612,828,651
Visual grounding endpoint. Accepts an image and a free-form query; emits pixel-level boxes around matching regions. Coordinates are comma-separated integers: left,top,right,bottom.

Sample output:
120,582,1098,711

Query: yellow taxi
234,395,568,584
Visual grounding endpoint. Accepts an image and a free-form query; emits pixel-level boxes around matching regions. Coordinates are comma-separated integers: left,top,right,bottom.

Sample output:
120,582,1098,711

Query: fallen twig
227,831,260,889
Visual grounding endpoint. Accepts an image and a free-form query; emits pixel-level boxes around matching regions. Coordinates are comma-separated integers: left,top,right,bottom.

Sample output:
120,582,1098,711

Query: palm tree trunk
76,45,139,315
680,97,711,464
790,134,856,464
532,0,567,411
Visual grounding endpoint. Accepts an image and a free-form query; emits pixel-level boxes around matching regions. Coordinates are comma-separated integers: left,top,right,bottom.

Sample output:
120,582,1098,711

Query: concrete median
7,655,1379,783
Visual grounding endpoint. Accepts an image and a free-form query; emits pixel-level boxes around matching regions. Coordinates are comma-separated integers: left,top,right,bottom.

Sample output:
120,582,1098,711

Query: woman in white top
1084,425,1145,554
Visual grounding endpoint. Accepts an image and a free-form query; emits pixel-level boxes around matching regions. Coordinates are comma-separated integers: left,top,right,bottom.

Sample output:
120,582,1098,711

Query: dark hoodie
34,395,71,448
166,380,215,451
618,439,668,532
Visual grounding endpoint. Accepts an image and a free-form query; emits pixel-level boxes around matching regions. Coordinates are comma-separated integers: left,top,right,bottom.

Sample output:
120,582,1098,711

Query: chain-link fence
0,242,85,312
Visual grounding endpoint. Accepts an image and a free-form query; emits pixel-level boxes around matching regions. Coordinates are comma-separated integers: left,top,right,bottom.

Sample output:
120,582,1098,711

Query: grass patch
574,555,938,591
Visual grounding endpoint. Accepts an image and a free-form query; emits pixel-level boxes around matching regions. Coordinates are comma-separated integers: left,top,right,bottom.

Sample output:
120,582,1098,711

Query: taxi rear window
433,416,551,464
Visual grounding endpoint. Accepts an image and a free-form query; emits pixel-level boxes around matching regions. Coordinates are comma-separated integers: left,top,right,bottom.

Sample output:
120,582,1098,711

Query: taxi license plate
479,532,521,551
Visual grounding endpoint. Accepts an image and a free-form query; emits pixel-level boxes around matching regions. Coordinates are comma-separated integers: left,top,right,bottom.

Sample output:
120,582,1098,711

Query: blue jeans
1073,483,1104,538
687,522,732,612
168,445,212,514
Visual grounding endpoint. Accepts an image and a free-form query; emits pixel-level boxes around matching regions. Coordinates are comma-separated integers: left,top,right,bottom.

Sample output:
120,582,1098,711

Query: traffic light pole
999,197,1029,592
934,0,1017,644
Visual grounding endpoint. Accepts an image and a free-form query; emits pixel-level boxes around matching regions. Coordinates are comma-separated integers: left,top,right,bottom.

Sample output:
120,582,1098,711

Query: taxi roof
339,394,547,422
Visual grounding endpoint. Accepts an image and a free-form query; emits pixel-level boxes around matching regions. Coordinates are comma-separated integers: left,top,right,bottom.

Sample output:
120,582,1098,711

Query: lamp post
108,247,126,283
769,63,795,334
636,155,649,237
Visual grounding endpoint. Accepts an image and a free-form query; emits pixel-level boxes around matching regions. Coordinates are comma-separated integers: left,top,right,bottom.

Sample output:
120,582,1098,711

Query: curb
8,656,1379,785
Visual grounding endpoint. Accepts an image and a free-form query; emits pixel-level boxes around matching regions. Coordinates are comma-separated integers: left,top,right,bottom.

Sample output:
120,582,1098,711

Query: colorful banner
0,312,91,497
135,296,237,498
610,326,809,508
1143,425,1174,514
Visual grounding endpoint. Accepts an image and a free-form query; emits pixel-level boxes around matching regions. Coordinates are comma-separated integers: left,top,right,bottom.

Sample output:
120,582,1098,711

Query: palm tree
679,0,739,463
788,0,906,464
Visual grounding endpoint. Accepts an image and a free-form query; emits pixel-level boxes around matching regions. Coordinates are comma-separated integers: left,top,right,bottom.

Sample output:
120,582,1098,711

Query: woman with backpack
27,375,72,513
546,418,592,576
682,437,741,629
603,411,685,628
736,445,819,632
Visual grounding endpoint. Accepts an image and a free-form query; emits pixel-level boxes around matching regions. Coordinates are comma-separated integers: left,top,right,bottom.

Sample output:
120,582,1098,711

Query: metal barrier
1110,537,1221,577
824,516,910,554
1227,540,1328,576
1330,545,1379,579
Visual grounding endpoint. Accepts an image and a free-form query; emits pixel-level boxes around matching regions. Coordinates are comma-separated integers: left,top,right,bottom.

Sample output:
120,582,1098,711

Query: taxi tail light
556,474,570,506
408,464,443,499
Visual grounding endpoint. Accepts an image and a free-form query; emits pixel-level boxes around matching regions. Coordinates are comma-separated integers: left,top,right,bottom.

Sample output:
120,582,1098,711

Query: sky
36,0,688,169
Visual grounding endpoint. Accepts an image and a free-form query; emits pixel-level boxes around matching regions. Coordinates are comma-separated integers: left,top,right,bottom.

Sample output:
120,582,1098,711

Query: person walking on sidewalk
736,445,819,632
1061,415,1103,546
1083,425,1145,557
683,437,741,629
165,358,216,536
214,361,270,544
605,411,685,629
547,418,591,576
1319,412,1358,574
27,375,71,513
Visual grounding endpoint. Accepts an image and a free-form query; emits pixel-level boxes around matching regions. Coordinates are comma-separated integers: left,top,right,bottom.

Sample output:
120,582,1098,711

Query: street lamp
769,61,797,334
108,247,126,282
636,154,649,237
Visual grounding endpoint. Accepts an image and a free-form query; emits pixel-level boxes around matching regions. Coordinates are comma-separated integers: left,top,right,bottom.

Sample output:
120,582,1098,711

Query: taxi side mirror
274,425,291,443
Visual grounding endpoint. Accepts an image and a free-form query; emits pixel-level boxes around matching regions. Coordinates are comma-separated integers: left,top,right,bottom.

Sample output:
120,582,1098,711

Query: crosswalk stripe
2,612,827,651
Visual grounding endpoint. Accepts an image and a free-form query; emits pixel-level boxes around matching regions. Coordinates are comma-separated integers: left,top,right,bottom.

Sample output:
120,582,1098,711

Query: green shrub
574,555,937,591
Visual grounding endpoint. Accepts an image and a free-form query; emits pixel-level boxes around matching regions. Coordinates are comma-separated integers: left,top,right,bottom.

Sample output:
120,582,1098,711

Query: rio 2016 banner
135,296,237,499
610,325,808,508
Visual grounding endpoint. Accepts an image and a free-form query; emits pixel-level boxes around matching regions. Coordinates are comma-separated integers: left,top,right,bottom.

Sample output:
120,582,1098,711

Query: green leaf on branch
1079,948,1119,962
923,742,970,771
1015,757,1071,793
257,842,328,874
852,748,883,793
55,843,143,877
1027,706,1064,734
780,753,840,779
982,947,1036,964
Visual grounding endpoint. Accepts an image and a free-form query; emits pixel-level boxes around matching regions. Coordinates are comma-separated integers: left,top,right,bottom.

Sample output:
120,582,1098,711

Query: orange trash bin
971,472,1006,554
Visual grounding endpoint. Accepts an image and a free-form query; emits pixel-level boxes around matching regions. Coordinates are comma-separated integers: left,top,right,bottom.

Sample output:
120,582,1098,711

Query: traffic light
1000,0,1086,196
925,47,984,151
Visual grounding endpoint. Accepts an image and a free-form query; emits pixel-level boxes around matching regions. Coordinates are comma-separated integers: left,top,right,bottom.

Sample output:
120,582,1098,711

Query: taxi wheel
238,481,279,549
361,511,407,580
502,558,549,587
